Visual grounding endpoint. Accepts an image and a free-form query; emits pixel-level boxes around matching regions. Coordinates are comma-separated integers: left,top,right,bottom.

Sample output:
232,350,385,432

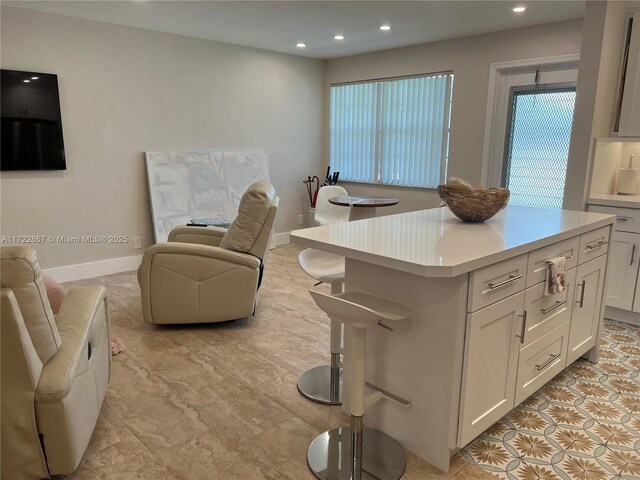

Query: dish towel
545,256,566,296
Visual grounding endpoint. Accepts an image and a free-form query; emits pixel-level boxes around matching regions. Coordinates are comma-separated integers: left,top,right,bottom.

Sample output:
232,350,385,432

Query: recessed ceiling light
512,6,526,13
23,80,30,83
334,35,344,40
296,42,306,48
380,25,391,31
31,76,39,80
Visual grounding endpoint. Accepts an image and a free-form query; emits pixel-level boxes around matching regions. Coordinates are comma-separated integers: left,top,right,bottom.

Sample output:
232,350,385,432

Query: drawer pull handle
516,311,527,344
377,321,394,332
536,353,561,371
576,280,586,308
541,300,566,315
488,274,523,290
616,217,629,223
632,244,637,266
585,240,606,251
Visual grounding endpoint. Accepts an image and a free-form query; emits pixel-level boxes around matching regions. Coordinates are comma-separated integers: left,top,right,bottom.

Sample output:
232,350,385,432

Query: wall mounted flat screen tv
1,69,66,171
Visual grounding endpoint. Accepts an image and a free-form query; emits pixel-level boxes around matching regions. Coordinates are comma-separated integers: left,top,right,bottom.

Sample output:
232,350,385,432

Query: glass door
502,86,577,208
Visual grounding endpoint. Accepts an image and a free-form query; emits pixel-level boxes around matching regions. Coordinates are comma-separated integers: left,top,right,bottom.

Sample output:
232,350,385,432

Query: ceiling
3,1,586,59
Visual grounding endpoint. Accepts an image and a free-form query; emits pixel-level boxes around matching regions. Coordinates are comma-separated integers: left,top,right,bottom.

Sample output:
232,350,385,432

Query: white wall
0,6,324,269
565,0,628,210
324,19,584,214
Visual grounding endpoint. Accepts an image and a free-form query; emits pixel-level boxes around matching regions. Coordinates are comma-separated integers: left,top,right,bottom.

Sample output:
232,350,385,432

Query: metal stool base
297,365,342,405
307,426,406,480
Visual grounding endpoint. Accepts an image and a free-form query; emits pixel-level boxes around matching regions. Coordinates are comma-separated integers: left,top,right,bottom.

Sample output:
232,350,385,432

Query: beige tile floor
61,244,496,480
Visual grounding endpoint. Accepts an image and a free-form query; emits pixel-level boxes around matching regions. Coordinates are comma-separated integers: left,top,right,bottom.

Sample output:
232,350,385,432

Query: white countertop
290,206,615,278
587,194,640,209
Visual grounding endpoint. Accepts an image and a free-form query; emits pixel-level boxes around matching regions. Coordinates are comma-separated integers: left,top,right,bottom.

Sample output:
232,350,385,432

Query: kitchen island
290,205,615,471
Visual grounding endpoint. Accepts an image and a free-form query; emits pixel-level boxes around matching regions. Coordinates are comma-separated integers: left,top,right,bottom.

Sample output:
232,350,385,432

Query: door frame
481,54,580,188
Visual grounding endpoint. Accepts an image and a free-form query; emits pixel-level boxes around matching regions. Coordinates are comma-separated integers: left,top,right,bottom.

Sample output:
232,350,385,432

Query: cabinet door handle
576,280,586,308
377,321,394,332
488,274,522,290
536,353,561,371
516,311,527,344
541,300,566,315
585,240,606,251
632,244,637,266
616,216,629,223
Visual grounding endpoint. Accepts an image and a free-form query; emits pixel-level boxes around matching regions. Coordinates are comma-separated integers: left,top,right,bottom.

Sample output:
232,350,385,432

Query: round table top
328,195,400,208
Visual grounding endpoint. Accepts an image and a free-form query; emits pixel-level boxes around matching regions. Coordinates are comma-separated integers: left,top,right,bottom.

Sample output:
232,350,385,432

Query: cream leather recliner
1,246,110,480
138,181,279,324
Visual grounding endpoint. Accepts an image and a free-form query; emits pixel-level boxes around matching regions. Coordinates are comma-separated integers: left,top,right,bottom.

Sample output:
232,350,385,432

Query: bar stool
297,249,345,405
307,290,412,480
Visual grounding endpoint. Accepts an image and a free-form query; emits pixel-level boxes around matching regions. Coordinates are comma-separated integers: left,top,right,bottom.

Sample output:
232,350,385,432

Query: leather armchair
1,246,110,480
138,182,278,324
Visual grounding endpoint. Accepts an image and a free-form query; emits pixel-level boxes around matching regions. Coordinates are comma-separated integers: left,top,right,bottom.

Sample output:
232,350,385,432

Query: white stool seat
298,249,345,284
297,249,345,405
309,290,412,328
306,289,411,480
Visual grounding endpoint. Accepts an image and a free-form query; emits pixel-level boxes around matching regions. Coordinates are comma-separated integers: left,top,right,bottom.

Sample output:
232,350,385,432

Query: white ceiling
3,1,586,59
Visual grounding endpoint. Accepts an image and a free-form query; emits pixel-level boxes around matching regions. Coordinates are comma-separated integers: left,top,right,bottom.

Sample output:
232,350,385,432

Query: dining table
328,195,399,220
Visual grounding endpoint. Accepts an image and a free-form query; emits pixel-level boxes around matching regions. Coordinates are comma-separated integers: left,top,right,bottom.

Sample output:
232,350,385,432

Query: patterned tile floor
462,320,640,480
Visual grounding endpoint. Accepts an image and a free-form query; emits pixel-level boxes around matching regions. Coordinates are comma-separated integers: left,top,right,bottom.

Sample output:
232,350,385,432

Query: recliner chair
1,246,110,480
138,181,278,324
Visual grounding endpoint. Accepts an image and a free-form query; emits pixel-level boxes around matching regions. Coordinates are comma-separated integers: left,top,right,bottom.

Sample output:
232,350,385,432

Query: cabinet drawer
588,205,640,234
522,268,576,346
515,322,569,406
578,226,610,264
468,255,527,312
526,237,580,288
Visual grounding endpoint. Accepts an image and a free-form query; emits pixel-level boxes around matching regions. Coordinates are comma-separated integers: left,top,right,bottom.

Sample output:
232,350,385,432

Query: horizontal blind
330,73,453,188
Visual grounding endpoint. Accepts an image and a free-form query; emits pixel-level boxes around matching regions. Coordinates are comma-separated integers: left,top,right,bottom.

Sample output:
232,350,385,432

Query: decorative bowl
437,185,510,222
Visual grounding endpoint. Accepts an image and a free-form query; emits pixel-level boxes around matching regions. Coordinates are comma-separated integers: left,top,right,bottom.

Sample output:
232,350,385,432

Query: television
1,69,66,171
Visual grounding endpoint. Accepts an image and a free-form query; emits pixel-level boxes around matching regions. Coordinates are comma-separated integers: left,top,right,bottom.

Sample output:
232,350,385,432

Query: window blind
330,73,453,188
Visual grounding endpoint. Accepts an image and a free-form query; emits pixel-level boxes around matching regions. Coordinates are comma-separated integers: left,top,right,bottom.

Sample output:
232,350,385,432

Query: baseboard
274,232,290,246
45,234,291,283
605,305,640,326
44,254,143,283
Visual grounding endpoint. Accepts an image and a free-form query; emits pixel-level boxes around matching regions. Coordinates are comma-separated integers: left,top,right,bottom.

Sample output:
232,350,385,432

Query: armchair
1,246,110,480
138,181,278,324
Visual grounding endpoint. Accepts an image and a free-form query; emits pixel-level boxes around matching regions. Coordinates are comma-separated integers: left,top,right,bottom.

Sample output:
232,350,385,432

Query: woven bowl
437,185,510,222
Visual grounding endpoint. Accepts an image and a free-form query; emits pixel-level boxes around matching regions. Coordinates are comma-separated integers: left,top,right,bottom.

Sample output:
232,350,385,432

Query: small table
328,195,399,221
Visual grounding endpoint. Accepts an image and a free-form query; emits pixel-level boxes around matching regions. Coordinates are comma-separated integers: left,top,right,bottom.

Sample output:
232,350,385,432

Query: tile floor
61,244,494,480
462,320,640,480
61,244,640,480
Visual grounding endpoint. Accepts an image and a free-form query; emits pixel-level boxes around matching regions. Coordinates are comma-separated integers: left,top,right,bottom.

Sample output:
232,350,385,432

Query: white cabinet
458,292,524,446
635,276,640,313
459,227,609,447
588,204,640,315
568,254,608,364
617,11,640,137
607,231,640,310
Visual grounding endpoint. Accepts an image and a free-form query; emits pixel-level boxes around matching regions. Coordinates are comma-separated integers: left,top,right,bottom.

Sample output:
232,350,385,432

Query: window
503,86,576,209
330,73,453,188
